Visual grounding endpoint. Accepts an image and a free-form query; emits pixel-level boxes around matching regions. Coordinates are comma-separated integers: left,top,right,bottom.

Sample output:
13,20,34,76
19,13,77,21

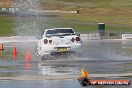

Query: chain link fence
81,30,132,41
102,30,122,39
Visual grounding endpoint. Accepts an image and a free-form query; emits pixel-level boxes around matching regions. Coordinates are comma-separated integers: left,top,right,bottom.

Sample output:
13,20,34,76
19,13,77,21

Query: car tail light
71,38,75,42
44,39,48,44
49,40,52,44
76,37,80,42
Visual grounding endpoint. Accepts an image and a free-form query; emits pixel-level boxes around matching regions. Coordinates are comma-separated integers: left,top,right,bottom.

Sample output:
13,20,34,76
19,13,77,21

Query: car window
46,30,56,34
46,29,74,34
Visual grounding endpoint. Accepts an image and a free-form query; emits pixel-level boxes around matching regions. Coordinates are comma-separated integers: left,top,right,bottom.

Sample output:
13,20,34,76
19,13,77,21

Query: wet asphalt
0,40,131,88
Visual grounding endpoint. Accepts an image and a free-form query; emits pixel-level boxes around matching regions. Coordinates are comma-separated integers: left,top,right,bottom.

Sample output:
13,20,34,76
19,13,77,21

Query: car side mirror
76,33,80,36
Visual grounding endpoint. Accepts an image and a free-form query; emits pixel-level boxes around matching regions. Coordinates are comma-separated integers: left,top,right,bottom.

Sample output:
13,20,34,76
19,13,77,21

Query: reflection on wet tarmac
0,40,131,88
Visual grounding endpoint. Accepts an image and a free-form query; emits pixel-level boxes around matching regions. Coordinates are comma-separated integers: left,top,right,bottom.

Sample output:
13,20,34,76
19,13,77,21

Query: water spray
12,0,43,36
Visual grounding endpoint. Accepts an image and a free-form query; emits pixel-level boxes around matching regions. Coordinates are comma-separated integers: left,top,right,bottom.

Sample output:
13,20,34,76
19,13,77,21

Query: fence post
120,30,122,39
108,29,109,39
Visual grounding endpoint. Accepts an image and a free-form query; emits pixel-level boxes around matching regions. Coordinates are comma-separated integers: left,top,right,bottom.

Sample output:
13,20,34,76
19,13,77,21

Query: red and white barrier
122,34,132,40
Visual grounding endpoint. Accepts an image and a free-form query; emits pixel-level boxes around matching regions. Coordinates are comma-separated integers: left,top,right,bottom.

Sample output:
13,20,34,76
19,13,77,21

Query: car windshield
46,29,75,36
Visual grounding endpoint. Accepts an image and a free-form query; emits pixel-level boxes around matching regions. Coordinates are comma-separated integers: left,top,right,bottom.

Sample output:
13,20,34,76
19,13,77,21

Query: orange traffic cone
13,47,17,54
25,50,31,62
0,43,4,50
13,47,17,60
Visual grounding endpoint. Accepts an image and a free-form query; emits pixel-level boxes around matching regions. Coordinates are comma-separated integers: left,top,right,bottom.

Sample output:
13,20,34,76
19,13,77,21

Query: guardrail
0,33,131,43
80,33,101,41
0,36,38,43
0,34,101,43
122,34,132,40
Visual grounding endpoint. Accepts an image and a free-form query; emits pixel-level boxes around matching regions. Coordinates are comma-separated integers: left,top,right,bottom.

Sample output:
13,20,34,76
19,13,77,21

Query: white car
36,28,82,58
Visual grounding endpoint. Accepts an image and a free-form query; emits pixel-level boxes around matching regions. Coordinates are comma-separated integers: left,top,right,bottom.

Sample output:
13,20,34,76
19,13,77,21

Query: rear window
46,29,74,34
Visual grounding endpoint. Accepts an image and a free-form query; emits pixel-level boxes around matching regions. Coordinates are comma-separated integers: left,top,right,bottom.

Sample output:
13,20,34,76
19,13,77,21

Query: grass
0,15,15,36
59,13,132,32
43,16,132,34
0,13,132,36
0,0,132,36
40,0,132,8
39,0,132,33
44,20,98,33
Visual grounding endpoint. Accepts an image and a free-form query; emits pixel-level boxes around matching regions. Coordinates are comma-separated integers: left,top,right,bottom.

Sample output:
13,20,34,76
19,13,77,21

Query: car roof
45,28,73,31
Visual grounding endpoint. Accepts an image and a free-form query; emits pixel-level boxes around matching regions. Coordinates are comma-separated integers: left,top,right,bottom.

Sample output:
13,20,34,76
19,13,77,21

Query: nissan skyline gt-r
36,28,82,58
